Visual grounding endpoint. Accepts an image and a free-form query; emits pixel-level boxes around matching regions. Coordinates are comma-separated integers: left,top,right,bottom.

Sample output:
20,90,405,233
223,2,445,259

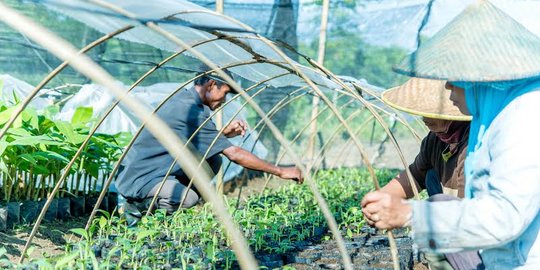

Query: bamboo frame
85,59,274,228
0,26,134,142
85,2,409,268
0,1,426,264
215,0,225,195
307,0,330,167
146,76,293,214
261,95,359,190
0,4,258,268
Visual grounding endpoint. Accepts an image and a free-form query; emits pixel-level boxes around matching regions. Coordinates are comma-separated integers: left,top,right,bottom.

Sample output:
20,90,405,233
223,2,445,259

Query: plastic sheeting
42,0,340,92
330,0,540,51
0,74,52,108
58,81,268,183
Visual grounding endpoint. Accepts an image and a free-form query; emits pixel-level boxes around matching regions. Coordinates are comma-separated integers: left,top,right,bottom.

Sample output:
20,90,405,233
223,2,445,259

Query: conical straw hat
393,0,540,82
381,78,472,121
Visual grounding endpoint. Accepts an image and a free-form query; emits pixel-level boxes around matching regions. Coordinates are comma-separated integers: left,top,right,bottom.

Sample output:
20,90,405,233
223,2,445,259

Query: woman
361,2,540,269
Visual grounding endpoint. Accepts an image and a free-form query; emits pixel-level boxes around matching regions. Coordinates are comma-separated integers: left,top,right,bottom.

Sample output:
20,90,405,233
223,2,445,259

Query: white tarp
0,74,52,108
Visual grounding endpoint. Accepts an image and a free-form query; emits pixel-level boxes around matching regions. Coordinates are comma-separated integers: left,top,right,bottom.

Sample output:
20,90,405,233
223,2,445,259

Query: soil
0,217,85,262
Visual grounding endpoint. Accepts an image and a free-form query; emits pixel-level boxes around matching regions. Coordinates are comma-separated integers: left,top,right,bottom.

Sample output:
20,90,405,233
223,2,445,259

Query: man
361,2,540,269
116,68,303,223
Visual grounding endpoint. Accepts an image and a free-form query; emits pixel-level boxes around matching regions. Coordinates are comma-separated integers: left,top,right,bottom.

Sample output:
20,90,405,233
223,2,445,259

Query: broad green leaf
71,106,93,126
54,251,79,268
69,228,89,240
12,113,22,128
113,132,133,147
18,153,38,165
136,230,157,242
38,143,47,152
55,121,86,144
33,151,70,163
99,216,107,229
85,162,100,179
0,105,19,126
10,135,62,146
32,164,49,175
0,141,7,157
7,128,32,137
22,108,39,130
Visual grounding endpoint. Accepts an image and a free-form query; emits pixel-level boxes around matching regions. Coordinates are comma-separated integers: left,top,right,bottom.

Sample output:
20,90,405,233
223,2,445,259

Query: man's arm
222,146,303,183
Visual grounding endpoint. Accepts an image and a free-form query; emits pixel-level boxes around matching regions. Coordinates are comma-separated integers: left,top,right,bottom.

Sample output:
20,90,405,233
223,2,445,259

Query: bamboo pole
147,80,276,214
142,9,383,268
0,5,258,268
0,26,133,142
261,95,356,190
85,60,271,226
307,0,330,169
215,0,224,14
215,0,225,195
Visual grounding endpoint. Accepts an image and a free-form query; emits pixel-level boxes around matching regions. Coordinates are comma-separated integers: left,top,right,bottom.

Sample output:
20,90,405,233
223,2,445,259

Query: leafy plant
0,100,130,203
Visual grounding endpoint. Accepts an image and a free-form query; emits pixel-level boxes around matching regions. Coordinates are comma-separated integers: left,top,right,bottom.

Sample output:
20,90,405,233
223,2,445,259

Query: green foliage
300,32,407,88
0,99,131,202
6,168,398,269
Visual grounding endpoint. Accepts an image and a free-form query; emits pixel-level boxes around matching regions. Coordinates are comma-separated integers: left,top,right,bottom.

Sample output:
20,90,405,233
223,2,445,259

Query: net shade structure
0,0,427,268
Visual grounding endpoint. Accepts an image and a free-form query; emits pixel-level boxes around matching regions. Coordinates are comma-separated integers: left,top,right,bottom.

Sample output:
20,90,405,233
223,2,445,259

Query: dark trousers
146,177,200,214
144,155,222,214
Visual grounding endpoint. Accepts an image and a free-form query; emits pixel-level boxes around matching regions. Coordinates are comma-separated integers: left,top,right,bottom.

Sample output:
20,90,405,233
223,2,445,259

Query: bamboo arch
0,1,429,269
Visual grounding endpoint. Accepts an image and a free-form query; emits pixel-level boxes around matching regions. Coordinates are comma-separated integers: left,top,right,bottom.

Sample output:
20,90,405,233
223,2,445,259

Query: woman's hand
361,191,412,229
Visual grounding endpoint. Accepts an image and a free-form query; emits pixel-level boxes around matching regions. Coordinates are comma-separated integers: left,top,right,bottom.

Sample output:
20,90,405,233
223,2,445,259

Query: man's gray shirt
116,87,233,200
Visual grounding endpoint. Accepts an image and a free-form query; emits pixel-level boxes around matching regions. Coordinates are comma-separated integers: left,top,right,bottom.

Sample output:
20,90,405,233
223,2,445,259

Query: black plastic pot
0,204,7,231
39,199,58,221
70,196,85,217
20,200,39,224
85,195,110,214
85,196,98,214
7,201,20,228
108,193,118,213
100,196,109,212
57,197,71,220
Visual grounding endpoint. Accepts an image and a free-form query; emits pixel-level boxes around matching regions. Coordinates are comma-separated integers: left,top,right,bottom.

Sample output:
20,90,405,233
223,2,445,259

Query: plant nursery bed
2,168,418,269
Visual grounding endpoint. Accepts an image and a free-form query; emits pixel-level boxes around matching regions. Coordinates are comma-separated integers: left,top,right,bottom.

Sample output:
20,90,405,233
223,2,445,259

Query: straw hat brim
393,1,540,82
381,79,472,121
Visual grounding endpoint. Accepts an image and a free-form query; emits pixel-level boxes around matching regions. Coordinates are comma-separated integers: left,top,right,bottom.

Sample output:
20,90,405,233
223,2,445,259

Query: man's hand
278,166,304,184
360,191,412,230
223,119,248,138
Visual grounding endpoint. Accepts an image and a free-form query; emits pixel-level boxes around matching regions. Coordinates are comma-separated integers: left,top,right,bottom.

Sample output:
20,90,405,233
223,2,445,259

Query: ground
0,217,85,262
